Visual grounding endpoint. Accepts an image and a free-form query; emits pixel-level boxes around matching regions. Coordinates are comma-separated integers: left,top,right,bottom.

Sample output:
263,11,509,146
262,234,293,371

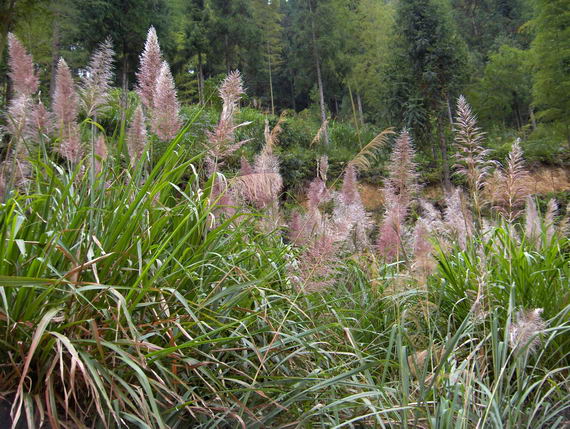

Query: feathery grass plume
5,94,30,141
220,70,244,124
524,196,541,245
310,119,329,146
307,177,330,209
268,111,287,146
339,163,359,206
288,163,332,247
136,26,162,110
444,188,472,250
234,119,283,213
376,130,419,261
544,198,558,241
206,71,250,173
3,35,40,198
332,164,372,248
384,130,419,210
127,105,148,166
412,218,436,280
453,96,492,217
318,154,328,181
288,211,306,246
509,308,546,354
7,33,39,97
5,35,39,144
151,62,182,141
57,125,83,164
349,128,394,171
94,134,108,174
290,233,339,292
28,101,53,140
81,38,114,117
235,150,283,210
419,199,445,233
53,58,82,163
53,58,79,128
239,156,253,176
493,139,530,222
210,174,238,220
376,202,406,262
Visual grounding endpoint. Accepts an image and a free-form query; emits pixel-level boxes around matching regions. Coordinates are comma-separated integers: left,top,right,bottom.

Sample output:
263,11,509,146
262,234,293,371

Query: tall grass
1,33,569,428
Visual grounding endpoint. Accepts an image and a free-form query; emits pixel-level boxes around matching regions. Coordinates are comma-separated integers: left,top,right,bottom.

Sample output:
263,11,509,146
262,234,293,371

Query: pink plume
220,70,245,124
340,164,359,206
127,105,148,166
376,202,406,262
56,124,83,164
385,130,419,211
136,27,162,110
94,134,108,174
81,38,114,117
53,58,79,127
53,58,82,163
239,157,253,176
151,62,182,141
28,101,53,139
7,33,39,97
6,95,30,140
206,71,249,168
444,188,473,250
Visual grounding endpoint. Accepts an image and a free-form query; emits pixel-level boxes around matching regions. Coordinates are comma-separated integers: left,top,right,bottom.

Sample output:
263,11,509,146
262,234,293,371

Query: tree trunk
224,34,230,74
308,0,329,145
0,0,17,66
50,6,60,98
267,44,275,116
289,66,296,110
357,93,364,125
529,105,537,131
1,0,17,109
446,96,454,125
198,52,205,106
438,120,451,191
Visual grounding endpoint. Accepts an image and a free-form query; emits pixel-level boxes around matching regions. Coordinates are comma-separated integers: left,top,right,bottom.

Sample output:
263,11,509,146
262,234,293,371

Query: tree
282,0,354,142
170,0,211,105
531,0,570,146
207,0,259,74
72,0,171,91
346,0,396,125
390,0,468,188
467,45,532,129
252,0,284,115
451,0,531,67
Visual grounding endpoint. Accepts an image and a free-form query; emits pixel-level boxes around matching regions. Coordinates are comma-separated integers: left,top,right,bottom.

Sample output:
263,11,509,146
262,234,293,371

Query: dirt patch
525,167,570,194
358,167,570,210
359,183,384,210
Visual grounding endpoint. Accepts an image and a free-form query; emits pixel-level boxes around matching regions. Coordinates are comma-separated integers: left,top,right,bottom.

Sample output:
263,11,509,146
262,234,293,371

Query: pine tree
252,0,284,115
531,0,570,146
390,0,468,189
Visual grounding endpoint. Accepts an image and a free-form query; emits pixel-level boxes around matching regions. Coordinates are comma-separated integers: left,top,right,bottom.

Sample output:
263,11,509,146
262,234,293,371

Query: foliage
531,0,570,146
467,45,532,128
1,8,570,427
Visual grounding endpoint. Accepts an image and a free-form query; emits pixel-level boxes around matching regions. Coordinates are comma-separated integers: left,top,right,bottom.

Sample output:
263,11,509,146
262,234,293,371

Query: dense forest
1,0,569,154
1,0,570,427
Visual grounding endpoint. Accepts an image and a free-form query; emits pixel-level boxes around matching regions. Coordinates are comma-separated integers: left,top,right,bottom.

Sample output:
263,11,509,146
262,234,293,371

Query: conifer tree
531,0,570,146
390,0,467,188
